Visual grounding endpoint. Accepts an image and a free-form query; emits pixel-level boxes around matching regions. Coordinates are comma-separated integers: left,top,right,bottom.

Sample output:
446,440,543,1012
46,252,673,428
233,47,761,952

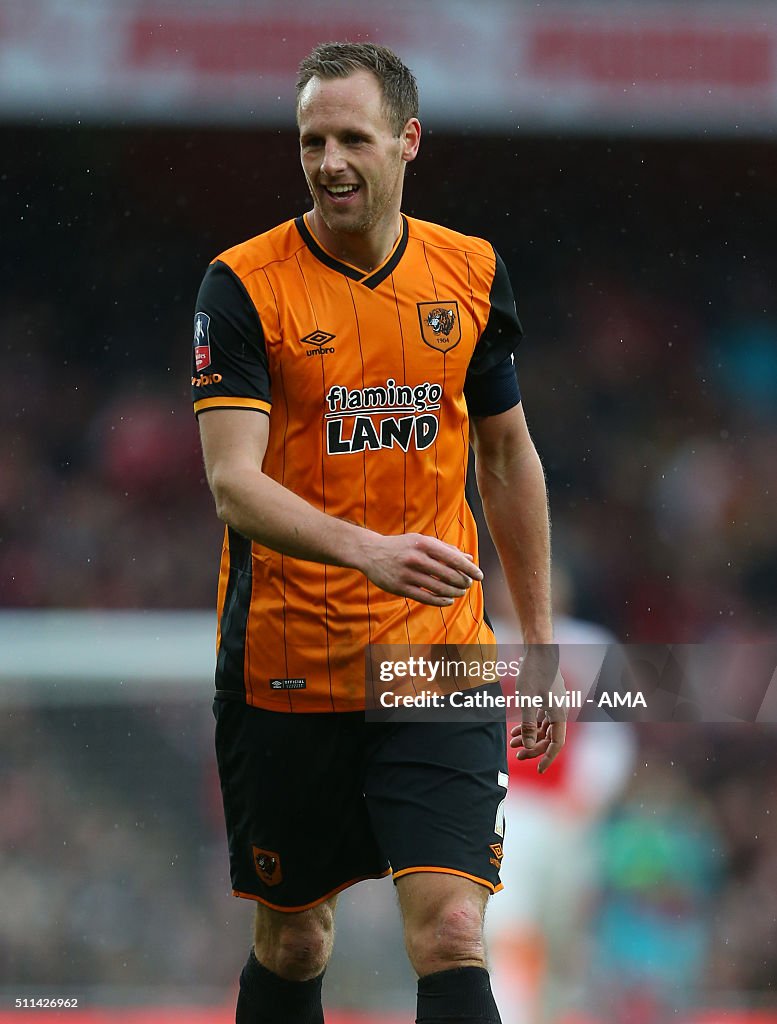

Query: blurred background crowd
2,130,775,639
1,0,776,1020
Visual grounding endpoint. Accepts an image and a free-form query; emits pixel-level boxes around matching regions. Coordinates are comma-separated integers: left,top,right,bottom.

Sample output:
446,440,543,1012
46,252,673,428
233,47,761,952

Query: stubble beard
311,165,402,241
317,200,373,238
314,187,379,239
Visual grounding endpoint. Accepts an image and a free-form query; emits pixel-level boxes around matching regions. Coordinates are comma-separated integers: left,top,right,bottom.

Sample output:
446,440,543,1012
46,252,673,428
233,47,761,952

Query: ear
401,118,421,163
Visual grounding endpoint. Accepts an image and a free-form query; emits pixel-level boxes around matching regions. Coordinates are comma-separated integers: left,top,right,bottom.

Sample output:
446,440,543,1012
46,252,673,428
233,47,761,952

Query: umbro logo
301,330,336,356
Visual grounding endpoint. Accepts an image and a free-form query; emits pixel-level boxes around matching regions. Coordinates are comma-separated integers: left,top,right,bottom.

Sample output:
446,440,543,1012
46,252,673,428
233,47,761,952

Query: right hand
355,532,484,606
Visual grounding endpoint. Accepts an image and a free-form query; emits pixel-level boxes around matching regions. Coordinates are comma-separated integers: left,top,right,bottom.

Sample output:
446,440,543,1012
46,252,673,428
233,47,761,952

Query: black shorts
213,697,508,912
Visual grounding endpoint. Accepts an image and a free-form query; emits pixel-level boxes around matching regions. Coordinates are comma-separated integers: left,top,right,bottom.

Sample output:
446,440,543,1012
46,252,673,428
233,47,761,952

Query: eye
301,136,323,150
344,134,366,145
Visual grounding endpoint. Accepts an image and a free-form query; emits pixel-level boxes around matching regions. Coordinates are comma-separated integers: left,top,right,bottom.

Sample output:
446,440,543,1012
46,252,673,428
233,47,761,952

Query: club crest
417,301,461,352
252,846,282,887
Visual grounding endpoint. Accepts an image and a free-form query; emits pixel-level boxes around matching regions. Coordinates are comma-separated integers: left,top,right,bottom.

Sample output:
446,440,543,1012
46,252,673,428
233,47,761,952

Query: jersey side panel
214,223,310,710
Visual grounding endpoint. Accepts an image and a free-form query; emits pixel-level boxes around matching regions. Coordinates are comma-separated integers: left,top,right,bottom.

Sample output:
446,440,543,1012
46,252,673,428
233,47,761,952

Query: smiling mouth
323,184,360,200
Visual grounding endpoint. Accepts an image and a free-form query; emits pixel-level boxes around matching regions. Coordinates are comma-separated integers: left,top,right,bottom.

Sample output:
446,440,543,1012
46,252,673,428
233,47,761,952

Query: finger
453,558,483,581
538,735,566,774
521,711,537,750
416,558,476,590
510,729,546,749
419,540,484,581
410,574,469,599
516,736,552,760
536,724,569,770
401,586,456,607
509,712,552,737
548,718,567,747
425,558,482,585
515,717,561,756
511,713,552,743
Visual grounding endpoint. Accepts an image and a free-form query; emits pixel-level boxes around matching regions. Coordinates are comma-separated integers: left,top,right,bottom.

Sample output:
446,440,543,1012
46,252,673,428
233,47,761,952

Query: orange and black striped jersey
192,213,523,712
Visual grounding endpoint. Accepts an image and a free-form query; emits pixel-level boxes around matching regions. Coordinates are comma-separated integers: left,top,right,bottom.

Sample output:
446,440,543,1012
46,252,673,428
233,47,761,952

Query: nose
320,140,346,177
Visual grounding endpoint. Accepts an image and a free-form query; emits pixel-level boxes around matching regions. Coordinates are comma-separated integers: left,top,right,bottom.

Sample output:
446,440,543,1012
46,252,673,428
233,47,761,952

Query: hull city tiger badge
193,311,211,372
252,846,283,886
417,301,461,353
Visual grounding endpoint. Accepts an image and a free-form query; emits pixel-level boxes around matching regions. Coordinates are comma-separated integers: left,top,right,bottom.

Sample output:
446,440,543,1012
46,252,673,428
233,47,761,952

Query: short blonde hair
296,42,419,136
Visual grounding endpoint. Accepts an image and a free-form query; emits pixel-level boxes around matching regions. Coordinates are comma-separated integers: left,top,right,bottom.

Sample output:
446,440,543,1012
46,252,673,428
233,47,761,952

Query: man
192,41,565,1024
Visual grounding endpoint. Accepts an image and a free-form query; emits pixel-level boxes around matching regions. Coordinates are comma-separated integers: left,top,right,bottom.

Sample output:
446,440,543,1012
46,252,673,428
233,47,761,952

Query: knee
405,899,487,977
272,922,329,981
254,904,334,982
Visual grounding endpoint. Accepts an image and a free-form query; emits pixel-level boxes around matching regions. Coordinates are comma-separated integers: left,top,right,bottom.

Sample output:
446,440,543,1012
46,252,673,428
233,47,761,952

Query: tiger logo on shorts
252,846,283,886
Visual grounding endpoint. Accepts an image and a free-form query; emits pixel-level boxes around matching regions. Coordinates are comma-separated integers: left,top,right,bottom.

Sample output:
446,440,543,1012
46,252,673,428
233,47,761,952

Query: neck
307,209,402,274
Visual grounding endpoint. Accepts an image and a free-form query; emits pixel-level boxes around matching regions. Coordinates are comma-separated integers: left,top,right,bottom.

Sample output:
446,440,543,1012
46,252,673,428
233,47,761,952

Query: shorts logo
301,330,336,357
269,677,307,690
252,846,282,886
417,302,461,353
193,312,212,371
489,842,503,869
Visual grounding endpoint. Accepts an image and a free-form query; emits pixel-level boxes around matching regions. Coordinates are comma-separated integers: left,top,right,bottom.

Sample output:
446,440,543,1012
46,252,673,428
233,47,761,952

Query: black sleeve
464,353,521,418
191,260,271,416
463,249,523,416
467,249,524,376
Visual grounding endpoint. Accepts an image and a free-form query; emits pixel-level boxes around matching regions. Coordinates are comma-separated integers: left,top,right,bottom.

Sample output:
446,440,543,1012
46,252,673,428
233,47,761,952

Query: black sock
236,948,324,1024
416,966,502,1024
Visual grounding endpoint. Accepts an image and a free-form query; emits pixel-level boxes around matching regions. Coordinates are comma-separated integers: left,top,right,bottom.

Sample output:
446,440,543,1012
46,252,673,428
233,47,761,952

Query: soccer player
192,41,565,1024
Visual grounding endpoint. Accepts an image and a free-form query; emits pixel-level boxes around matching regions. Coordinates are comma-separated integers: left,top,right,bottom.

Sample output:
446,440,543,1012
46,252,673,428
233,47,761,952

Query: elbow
212,488,234,527
213,490,233,526
208,473,242,529
207,462,267,537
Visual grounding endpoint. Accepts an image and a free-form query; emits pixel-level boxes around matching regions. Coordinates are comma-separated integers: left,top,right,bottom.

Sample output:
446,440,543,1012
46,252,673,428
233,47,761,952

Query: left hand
509,646,567,774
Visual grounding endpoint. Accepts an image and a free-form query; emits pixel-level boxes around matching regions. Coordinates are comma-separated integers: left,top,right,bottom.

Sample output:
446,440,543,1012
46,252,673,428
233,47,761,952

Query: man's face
298,70,419,238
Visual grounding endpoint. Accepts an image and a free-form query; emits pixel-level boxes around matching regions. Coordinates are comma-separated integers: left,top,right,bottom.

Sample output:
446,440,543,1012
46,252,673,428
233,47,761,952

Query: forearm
477,443,554,644
200,408,481,607
211,464,374,572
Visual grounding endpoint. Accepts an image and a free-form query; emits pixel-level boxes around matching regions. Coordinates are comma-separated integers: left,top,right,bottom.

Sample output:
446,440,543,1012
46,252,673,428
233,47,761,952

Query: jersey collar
294,213,409,290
